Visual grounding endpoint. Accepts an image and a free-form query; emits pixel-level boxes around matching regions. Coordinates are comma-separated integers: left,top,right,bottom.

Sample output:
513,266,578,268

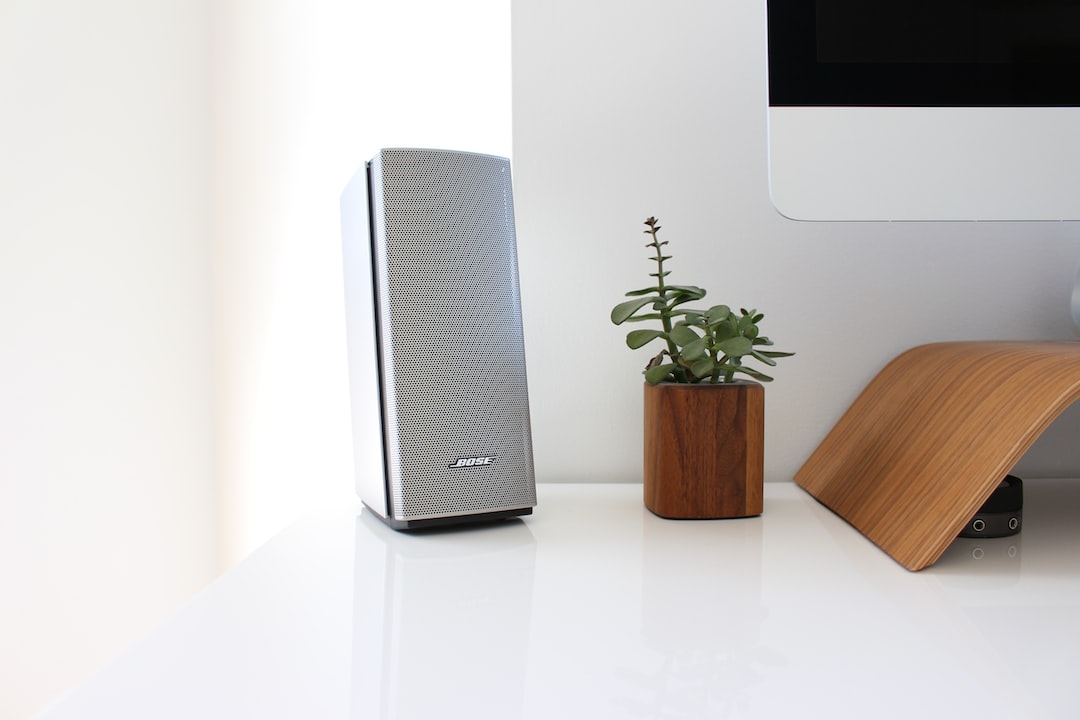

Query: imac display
767,1,1080,221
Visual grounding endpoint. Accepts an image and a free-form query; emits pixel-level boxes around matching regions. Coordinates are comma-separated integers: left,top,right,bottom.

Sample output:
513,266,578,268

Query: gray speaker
340,148,536,529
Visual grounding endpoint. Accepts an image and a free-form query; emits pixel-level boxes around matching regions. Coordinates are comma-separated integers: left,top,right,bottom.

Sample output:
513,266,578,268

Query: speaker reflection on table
350,512,537,718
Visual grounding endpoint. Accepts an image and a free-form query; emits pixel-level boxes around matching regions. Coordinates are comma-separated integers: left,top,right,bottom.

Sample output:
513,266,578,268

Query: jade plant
610,216,793,384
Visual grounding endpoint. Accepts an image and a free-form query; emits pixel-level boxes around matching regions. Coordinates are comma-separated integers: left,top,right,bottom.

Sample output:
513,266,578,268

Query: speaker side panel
371,149,536,521
340,165,389,518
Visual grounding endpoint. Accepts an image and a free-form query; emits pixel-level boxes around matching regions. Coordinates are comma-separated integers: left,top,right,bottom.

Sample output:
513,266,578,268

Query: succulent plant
611,216,793,384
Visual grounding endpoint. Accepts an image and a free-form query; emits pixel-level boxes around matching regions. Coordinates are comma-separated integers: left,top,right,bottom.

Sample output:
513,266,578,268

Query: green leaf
626,329,666,349
758,350,795,358
671,310,704,325
624,287,660,297
611,297,655,325
644,363,677,384
669,324,700,347
682,337,708,361
712,321,737,341
667,285,706,299
716,336,753,357
705,305,731,323
690,356,715,378
738,366,775,382
750,350,777,366
669,295,700,309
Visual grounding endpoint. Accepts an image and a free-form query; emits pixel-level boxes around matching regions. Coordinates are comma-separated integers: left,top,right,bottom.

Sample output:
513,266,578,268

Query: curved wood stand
795,341,1080,571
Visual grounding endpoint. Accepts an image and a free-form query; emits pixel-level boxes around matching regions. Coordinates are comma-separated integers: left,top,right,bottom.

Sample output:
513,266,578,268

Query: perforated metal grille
370,149,536,520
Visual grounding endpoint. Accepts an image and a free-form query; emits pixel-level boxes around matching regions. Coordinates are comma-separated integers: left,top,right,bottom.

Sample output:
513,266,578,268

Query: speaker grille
371,149,536,520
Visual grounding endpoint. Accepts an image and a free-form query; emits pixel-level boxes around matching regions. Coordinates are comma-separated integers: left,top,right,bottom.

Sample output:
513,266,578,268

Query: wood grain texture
796,341,1080,570
643,381,764,519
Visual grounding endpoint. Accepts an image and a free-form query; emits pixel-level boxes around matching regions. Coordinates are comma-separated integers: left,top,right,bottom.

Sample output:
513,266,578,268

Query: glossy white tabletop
41,480,1080,719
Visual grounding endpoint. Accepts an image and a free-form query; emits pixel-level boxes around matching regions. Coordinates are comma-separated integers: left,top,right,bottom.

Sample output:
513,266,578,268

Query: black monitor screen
768,0,1080,106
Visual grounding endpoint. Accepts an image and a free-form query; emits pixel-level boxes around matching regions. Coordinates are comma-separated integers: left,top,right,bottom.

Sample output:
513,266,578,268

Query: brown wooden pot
643,381,764,519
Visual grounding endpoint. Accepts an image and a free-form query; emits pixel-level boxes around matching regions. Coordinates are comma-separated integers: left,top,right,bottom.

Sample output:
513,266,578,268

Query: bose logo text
449,456,496,468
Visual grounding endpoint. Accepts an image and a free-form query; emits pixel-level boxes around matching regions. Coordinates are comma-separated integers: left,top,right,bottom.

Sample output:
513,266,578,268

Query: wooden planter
643,381,764,519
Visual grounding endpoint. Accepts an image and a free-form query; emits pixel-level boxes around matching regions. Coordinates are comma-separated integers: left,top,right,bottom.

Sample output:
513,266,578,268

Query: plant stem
646,222,684,381
710,338,722,384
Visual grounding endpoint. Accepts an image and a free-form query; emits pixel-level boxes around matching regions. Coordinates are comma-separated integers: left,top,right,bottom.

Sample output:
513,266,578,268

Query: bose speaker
340,148,537,529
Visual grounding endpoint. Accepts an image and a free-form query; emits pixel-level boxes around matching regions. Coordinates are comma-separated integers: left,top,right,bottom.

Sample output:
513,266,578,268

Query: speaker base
364,504,534,531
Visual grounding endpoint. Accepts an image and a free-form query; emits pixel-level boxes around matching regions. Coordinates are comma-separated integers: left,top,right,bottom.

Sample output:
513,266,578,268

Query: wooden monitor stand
795,341,1080,570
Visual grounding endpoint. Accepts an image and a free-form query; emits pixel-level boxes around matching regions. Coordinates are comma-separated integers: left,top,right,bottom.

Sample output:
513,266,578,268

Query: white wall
0,2,216,717
6,2,513,714
511,0,1080,484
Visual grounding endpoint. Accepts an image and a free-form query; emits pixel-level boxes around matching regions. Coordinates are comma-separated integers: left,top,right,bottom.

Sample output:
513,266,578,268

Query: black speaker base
367,504,533,531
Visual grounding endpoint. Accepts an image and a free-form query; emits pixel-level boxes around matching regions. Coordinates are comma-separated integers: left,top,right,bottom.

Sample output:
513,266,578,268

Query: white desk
40,481,1080,719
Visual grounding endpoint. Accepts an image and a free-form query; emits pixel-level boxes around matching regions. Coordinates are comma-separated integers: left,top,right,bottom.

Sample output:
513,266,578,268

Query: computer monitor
766,0,1080,221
